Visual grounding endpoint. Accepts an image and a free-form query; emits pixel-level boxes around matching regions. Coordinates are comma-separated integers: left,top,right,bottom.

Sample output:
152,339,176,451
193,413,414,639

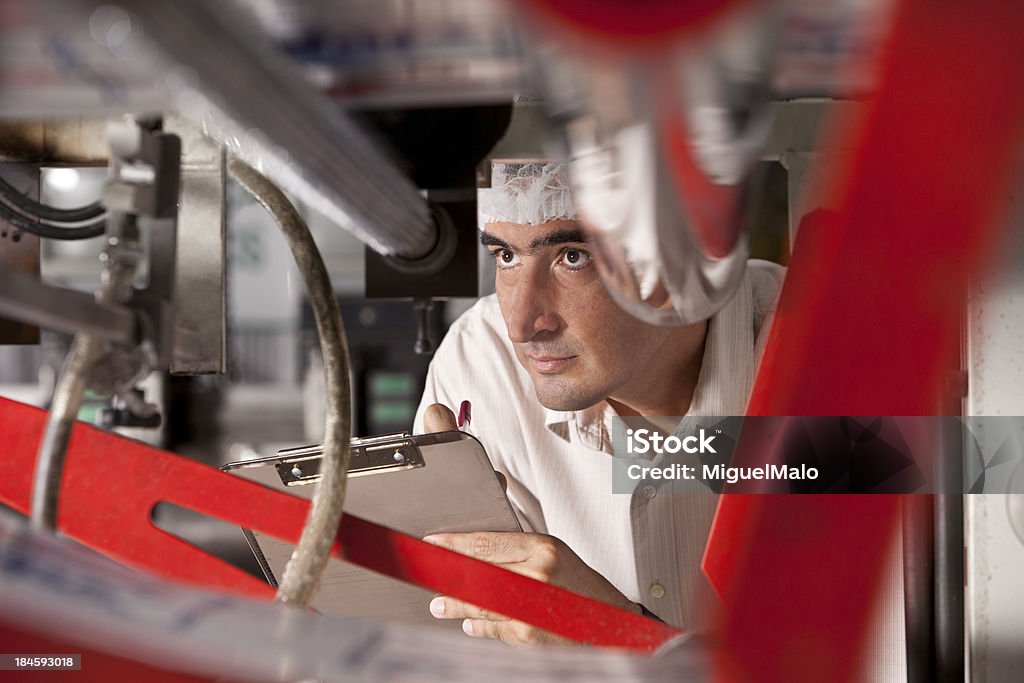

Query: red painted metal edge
519,0,750,47
705,1,1024,681
0,397,681,652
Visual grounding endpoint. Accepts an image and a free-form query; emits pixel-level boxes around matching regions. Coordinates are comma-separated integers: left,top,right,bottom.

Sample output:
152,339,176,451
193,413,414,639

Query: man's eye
492,249,520,269
559,248,592,270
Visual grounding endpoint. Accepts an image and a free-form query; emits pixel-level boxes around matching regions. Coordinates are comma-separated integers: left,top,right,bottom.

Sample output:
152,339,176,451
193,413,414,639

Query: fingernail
462,619,474,636
422,534,445,547
429,597,445,618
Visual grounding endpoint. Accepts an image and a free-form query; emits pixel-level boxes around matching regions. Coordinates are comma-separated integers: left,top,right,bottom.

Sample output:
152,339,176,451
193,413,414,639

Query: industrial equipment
1,1,1023,681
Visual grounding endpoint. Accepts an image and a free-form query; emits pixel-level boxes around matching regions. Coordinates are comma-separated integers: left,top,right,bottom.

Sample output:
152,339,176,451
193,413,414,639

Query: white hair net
478,161,577,227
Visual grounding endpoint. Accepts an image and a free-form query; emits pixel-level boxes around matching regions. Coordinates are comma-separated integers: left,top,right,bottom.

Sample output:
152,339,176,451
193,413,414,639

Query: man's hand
422,402,509,492
423,402,459,432
424,531,642,646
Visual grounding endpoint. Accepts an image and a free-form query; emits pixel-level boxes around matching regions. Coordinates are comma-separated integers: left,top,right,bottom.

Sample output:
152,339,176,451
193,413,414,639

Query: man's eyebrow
479,228,588,253
528,229,588,250
479,231,511,249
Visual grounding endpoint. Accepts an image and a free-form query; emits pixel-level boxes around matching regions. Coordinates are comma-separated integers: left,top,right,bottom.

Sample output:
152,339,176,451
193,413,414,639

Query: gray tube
30,238,139,531
229,159,352,607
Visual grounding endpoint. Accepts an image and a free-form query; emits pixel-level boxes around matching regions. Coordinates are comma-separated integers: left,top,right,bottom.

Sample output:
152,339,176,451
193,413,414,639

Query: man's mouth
524,354,579,374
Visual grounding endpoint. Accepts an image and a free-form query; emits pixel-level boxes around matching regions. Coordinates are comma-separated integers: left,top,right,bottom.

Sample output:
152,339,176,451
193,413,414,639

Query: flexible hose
30,333,105,529
30,236,138,530
0,199,106,240
0,174,105,222
228,159,352,607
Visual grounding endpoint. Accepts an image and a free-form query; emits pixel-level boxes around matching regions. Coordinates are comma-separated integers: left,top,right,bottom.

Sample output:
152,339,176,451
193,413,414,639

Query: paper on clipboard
221,430,521,628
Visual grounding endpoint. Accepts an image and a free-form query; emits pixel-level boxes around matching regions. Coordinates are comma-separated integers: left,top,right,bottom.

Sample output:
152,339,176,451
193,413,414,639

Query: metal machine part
98,387,161,429
105,119,182,373
1010,464,1024,545
360,104,513,350
30,118,181,531
412,299,434,355
1,0,437,260
0,117,227,373
164,116,227,375
0,268,136,343
523,3,778,326
118,0,436,261
360,105,512,288
965,164,1024,682
0,164,43,345
0,119,188,368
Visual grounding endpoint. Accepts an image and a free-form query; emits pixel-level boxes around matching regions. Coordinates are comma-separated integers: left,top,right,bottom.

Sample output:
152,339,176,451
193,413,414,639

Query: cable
228,158,352,608
0,174,104,223
0,200,106,240
31,228,140,530
0,173,107,240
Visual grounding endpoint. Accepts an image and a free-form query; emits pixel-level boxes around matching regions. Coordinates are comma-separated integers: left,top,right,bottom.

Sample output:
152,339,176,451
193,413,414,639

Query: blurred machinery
1,0,1024,681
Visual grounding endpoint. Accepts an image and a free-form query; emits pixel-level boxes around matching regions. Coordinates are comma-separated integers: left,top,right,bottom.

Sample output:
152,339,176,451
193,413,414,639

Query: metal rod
0,269,137,345
934,419,965,681
119,0,436,259
902,494,936,683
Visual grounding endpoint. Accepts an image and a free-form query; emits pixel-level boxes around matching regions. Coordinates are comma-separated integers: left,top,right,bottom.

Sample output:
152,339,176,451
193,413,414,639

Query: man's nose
506,266,560,343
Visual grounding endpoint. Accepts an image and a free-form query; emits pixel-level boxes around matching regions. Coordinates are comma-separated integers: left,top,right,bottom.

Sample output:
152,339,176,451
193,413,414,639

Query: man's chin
531,378,605,413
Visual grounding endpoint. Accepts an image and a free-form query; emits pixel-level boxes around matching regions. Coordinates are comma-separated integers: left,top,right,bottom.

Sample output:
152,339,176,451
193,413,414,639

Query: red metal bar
705,0,1024,680
0,396,680,651
519,0,751,48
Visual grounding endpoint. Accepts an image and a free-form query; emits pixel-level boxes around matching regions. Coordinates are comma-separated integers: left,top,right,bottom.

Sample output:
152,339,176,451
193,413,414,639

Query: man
414,161,783,645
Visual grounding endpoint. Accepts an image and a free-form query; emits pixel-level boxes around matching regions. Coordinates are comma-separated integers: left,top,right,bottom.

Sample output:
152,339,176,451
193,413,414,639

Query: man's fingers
462,618,571,647
422,531,532,563
423,403,458,433
429,596,550,647
462,617,503,641
429,596,509,622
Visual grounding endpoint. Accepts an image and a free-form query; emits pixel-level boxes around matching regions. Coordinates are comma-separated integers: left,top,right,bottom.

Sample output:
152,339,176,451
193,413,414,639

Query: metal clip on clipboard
222,430,521,628
274,433,426,485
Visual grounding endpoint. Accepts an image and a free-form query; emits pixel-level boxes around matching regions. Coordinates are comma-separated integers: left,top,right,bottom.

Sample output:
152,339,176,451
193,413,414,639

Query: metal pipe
0,269,137,345
228,159,352,607
902,494,935,683
116,0,436,260
934,420,965,681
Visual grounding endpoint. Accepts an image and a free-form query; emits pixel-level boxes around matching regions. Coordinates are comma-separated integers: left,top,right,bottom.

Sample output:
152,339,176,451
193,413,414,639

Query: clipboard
221,430,521,628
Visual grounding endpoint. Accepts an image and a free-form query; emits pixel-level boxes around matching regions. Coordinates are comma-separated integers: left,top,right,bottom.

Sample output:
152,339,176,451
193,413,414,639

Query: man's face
482,219,673,412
